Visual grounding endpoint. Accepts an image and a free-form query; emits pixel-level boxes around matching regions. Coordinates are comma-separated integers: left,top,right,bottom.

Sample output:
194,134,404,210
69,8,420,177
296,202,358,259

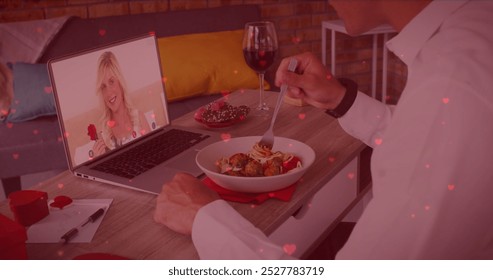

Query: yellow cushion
157,30,268,102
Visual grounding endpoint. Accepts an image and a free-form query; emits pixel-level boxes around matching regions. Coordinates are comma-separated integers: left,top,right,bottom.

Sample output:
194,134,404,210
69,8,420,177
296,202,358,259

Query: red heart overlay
50,196,73,209
283,243,297,255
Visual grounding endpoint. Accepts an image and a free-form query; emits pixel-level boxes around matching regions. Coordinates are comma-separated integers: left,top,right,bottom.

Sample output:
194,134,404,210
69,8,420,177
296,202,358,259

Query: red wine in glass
243,49,276,73
243,21,278,115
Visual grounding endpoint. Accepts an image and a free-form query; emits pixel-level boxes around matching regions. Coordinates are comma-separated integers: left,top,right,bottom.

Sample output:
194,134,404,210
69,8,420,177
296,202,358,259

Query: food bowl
196,136,316,193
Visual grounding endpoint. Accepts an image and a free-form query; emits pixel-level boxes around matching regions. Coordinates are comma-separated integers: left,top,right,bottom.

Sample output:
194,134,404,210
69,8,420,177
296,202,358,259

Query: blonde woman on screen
91,51,151,157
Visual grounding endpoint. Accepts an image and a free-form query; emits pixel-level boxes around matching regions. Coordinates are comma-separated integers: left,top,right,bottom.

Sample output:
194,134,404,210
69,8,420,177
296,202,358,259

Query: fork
258,58,298,149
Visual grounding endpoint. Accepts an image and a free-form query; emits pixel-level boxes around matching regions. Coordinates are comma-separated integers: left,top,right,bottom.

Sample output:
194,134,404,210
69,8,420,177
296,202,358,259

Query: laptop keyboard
91,129,209,179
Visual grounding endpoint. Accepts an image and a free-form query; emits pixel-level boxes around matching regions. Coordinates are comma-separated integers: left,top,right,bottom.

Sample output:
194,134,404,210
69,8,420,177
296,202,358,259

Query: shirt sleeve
337,77,493,259
192,200,294,260
338,92,395,148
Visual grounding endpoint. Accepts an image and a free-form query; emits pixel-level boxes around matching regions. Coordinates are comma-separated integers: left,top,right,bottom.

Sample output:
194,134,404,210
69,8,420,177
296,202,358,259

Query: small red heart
291,36,301,44
50,196,73,209
347,172,355,180
98,29,106,36
107,120,116,128
298,113,306,120
283,243,297,255
374,138,383,145
221,133,231,142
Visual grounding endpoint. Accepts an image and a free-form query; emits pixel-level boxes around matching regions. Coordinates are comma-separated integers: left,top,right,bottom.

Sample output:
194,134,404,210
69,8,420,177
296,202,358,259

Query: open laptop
48,34,220,194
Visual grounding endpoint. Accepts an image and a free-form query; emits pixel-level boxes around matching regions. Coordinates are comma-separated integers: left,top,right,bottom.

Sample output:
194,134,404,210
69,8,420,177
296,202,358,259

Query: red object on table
203,177,296,204
0,214,27,260
8,190,49,226
49,195,73,209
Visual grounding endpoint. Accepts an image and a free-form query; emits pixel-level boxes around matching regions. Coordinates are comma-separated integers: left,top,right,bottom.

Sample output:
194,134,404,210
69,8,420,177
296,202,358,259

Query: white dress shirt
192,0,493,259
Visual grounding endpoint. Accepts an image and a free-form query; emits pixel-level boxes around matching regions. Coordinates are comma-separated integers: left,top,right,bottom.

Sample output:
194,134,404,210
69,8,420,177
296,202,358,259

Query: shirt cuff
192,200,289,259
338,91,393,148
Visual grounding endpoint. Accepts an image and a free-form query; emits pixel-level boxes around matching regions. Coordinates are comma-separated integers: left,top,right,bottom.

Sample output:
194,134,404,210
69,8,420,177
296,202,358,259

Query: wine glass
242,21,278,115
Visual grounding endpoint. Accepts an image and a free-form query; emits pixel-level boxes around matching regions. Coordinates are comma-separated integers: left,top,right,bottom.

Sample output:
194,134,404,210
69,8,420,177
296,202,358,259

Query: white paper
26,199,113,243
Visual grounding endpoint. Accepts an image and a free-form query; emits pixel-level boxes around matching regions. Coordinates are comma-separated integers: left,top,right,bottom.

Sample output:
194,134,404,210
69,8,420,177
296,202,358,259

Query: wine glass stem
258,73,268,110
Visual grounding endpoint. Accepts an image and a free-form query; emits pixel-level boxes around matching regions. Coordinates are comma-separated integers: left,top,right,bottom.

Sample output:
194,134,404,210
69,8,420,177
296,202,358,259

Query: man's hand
154,173,220,235
275,52,346,110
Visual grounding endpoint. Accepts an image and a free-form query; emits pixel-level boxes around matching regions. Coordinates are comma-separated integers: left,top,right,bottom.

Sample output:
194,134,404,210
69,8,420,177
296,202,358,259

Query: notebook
48,34,221,194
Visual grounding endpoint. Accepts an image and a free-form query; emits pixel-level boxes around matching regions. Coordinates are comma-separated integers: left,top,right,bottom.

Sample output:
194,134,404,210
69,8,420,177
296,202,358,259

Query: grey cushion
6,63,56,123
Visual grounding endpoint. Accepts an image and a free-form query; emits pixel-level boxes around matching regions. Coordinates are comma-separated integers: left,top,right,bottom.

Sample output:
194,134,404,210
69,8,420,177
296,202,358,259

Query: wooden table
0,89,366,259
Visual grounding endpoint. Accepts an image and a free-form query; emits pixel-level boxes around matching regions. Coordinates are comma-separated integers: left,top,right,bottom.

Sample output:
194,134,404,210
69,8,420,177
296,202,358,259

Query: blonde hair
95,51,139,149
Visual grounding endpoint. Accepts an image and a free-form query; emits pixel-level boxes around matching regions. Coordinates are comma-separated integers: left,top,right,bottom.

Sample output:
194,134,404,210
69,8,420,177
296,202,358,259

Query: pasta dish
217,143,302,177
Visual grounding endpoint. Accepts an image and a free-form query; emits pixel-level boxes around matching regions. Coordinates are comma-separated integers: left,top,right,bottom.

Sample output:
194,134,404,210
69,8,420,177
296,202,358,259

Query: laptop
48,34,221,194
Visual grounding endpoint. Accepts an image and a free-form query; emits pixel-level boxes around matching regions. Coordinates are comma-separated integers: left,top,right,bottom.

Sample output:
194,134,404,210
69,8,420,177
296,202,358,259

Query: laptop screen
49,35,169,168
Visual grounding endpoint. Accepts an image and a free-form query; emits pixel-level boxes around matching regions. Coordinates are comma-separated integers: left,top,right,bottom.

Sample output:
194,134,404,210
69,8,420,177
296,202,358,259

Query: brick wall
0,0,405,103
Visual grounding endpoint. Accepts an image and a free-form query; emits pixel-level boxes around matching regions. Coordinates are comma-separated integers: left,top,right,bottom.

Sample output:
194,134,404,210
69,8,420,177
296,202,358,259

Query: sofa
0,5,262,196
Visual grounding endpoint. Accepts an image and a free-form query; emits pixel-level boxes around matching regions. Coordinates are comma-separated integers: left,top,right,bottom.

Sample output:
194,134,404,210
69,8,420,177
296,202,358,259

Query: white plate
196,136,316,193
